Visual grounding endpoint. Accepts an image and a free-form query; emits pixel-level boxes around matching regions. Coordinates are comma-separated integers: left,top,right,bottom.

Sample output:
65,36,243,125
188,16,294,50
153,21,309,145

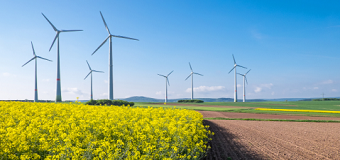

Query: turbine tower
22,42,52,102
84,60,104,100
158,71,173,103
185,63,203,100
228,54,247,102
42,13,83,102
237,69,251,102
92,11,138,100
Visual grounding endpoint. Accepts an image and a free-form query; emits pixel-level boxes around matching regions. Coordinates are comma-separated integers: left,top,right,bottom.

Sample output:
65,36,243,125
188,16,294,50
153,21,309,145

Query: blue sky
1,0,340,100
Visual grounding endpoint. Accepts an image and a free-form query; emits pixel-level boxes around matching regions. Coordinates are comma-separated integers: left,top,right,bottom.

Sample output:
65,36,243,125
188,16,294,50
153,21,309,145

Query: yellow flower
0,101,212,159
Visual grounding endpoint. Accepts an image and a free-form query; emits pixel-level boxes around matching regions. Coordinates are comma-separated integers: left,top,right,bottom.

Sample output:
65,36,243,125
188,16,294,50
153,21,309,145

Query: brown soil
199,111,340,120
204,120,340,160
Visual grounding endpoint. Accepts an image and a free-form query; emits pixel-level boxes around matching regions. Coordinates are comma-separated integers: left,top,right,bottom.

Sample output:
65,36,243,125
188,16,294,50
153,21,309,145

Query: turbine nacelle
228,54,247,74
185,62,203,80
237,69,251,85
22,42,52,67
41,13,83,51
158,70,173,86
84,60,104,80
92,11,139,56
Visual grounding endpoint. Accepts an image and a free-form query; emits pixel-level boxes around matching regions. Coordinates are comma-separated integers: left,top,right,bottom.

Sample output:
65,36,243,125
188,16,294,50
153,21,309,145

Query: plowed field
204,120,340,160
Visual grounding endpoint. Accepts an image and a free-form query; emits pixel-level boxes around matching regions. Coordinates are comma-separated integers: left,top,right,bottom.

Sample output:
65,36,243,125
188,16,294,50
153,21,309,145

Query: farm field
135,101,340,118
137,101,340,159
204,120,340,160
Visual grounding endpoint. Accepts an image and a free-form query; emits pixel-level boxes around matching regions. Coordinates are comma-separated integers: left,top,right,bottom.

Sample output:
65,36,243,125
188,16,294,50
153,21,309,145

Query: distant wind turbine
228,54,247,102
185,63,203,100
42,13,83,102
84,60,104,100
22,42,52,102
238,69,251,102
158,71,174,103
92,11,138,100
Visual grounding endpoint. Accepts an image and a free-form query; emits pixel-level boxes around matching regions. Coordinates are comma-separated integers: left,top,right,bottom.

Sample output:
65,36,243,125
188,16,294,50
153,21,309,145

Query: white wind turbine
228,54,247,102
84,60,104,100
92,11,138,100
42,13,83,102
22,42,52,102
185,63,203,100
238,69,251,102
158,71,174,103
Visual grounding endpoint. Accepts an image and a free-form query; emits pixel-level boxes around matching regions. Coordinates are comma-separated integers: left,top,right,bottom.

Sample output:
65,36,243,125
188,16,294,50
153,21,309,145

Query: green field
134,101,340,117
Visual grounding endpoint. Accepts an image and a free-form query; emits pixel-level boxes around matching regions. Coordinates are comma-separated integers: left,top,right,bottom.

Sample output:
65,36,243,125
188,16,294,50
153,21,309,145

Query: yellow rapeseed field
0,101,212,160
255,108,340,113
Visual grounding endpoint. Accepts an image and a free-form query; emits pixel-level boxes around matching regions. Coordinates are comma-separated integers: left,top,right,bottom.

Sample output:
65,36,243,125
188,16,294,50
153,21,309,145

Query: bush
312,98,340,101
85,99,134,106
178,99,204,103
86,99,97,105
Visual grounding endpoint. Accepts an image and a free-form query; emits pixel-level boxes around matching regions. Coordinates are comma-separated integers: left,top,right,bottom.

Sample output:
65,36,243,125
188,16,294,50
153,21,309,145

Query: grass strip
256,108,340,113
204,117,340,123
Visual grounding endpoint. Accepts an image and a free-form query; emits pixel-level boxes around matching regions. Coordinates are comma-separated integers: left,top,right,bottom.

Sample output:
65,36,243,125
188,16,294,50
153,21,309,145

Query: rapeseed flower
0,101,212,159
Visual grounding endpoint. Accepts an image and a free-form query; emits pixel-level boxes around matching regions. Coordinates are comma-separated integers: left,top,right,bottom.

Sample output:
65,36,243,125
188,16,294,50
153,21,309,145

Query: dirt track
204,120,340,160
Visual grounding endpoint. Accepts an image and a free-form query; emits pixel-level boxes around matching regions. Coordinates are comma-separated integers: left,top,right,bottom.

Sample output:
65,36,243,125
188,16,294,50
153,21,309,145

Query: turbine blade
237,73,244,76
228,66,236,74
189,62,193,72
246,69,251,75
86,60,91,70
167,70,174,77
31,41,36,56
245,76,248,85
111,35,139,41
158,74,166,77
49,32,59,51
167,78,170,86
41,13,58,31
84,72,92,80
232,54,236,64
185,73,192,80
237,65,247,69
92,36,109,55
100,11,111,35
92,70,104,73
22,57,36,67
60,30,83,32
37,56,52,62
194,72,203,76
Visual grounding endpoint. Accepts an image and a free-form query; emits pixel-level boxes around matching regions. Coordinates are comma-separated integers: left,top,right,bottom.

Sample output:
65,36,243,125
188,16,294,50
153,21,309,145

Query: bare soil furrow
204,120,265,160
230,121,331,159
250,124,340,158
233,121,340,158
204,120,340,160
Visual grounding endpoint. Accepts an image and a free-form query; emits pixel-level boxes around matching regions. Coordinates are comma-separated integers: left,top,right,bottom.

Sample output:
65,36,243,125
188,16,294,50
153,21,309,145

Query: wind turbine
185,63,203,100
238,69,251,102
42,13,83,102
228,54,247,102
158,71,174,103
22,42,52,102
92,11,138,100
84,60,104,100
